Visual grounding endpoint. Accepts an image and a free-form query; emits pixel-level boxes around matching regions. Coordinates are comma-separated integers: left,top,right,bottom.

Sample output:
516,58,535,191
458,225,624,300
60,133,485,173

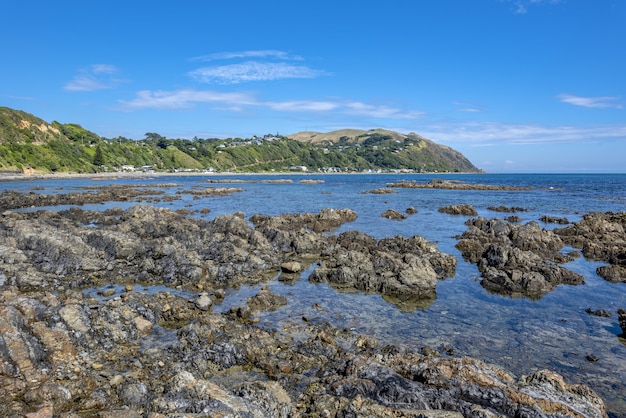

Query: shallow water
5,172,626,415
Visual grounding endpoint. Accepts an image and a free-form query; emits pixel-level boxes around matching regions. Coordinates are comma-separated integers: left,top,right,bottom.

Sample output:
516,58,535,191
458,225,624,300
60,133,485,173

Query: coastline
0,172,620,414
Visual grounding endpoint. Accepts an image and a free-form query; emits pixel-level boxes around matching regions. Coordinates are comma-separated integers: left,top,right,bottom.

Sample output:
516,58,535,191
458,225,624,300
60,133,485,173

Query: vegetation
0,106,481,174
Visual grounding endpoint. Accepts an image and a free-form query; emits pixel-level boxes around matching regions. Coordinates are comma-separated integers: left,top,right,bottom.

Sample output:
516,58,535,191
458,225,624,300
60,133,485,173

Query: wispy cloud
189,62,329,84
419,121,626,145
452,101,482,113
188,49,326,84
191,50,301,62
65,64,124,92
344,102,424,119
119,89,255,110
502,0,561,14
117,88,422,120
558,93,623,109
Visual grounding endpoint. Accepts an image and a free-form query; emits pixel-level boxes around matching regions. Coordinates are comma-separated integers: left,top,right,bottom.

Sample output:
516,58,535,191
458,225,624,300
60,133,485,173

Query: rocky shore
0,189,618,417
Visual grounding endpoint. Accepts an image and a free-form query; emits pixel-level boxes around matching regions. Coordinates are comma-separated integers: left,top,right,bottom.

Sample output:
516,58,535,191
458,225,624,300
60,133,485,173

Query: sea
2,172,626,415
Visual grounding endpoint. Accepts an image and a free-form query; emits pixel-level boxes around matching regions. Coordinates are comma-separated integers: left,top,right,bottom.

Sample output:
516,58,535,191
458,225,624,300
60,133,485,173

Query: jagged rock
438,204,478,216
540,215,570,224
456,218,583,298
381,209,407,220
310,232,456,309
554,212,626,283
0,201,612,417
619,309,626,336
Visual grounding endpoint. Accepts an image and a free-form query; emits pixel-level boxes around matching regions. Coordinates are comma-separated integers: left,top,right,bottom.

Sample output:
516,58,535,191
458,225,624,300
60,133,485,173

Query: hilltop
0,106,481,174
288,128,480,173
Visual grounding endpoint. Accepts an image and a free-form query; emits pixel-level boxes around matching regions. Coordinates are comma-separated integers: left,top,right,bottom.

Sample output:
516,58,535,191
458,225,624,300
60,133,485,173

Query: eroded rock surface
438,204,478,216
554,212,626,283
0,288,607,417
456,217,584,298
0,203,611,417
310,231,457,310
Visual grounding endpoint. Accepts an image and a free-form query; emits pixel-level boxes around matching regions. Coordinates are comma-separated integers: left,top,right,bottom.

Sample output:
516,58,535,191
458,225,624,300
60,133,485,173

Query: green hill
0,106,481,174
288,129,480,173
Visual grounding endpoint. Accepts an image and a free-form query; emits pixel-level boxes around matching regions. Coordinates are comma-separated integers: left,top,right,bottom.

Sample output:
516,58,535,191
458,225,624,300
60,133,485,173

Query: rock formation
455,217,584,298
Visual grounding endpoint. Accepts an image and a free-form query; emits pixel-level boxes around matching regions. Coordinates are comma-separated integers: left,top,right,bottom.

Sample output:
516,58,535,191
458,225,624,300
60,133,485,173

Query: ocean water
3,173,626,415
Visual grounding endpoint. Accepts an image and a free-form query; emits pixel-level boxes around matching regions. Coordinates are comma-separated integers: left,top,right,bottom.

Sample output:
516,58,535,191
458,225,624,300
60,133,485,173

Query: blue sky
2,0,625,173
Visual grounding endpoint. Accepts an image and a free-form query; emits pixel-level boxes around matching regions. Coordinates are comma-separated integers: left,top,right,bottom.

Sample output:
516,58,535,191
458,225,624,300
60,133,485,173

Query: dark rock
554,212,626,283
540,215,570,224
381,209,407,220
310,233,456,310
438,204,478,216
456,218,583,298
406,206,418,214
0,200,611,418
488,205,529,213
586,308,612,317
619,309,626,336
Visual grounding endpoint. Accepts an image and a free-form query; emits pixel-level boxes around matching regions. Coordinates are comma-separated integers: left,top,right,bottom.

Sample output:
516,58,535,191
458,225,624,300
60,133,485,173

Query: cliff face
0,107,67,145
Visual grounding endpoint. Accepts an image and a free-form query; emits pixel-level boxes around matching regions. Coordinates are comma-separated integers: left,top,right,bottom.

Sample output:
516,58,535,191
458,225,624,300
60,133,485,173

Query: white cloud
117,88,423,120
344,102,424,119
118,89,256,110
65,64,124,92
191,50,300,62
558,94,623,109
189,62,328,84
419,121,626,145
265,100,339,112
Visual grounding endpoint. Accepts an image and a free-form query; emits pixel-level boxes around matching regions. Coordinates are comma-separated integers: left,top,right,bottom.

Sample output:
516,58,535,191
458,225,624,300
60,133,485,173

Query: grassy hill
0,106,481,174
288,129,480,173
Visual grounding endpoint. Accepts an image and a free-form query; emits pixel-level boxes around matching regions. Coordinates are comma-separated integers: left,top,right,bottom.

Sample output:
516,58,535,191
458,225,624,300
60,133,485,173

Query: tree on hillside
93,144,105,166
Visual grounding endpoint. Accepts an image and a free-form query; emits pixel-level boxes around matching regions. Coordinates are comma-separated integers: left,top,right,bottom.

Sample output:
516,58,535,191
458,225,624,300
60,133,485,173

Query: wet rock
280,261,302,273
406,206,418,214
438,204,478,216
362,187,397,194
0,283,608,417
388,179,533,191
488,205,529,212
540,215,570,224
586,308,612,318
381,209,407,220
619,309,626,336
0,187,168,211
246,287,288,313
554,212,626,282
456,218,583,298
310,232,456,309
0,202,611,417
596,265,626,283
250,207,357,233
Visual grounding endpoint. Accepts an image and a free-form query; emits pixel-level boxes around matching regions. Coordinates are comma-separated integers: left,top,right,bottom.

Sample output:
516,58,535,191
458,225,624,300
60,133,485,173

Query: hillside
288,129,480,173
0,106,481,174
